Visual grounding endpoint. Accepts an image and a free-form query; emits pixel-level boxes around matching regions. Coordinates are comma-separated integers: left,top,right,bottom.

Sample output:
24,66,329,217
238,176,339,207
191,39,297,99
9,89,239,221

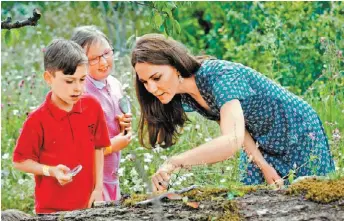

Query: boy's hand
116,113,132,133
88,188,103,208
50,164,72,186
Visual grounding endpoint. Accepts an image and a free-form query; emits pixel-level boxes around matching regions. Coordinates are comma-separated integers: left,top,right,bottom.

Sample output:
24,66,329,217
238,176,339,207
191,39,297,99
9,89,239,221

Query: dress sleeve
12,116,42,163
211,69,256,109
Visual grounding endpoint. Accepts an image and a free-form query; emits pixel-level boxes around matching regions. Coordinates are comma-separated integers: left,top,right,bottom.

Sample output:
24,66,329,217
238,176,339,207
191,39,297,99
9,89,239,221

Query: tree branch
1,8,41,30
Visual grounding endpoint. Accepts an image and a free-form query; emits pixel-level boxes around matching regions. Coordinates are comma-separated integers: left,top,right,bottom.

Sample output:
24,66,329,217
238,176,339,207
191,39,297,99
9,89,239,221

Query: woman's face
135,62,180,104
86,38,113,81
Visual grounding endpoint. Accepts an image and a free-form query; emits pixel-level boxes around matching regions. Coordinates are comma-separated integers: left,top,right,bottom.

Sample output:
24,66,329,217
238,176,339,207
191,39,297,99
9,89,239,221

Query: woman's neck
178,75,203,100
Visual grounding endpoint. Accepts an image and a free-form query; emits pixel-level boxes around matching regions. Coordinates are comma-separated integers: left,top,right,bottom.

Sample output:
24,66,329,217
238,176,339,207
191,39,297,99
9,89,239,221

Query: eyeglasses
88,49,115,66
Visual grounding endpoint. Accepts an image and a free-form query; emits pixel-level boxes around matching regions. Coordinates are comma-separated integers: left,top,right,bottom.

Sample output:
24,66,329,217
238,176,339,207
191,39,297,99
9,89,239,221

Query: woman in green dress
131,34,335,191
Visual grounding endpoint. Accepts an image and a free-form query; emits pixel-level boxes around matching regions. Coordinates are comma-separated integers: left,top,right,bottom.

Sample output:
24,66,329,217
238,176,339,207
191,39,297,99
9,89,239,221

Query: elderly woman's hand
152,161,179,192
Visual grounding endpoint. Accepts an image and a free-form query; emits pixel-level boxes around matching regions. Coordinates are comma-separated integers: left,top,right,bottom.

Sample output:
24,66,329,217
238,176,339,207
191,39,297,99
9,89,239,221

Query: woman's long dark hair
131,34,206,148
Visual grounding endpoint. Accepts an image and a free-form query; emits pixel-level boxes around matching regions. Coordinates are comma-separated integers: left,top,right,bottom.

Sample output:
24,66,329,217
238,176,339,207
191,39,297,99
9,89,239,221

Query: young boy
12,39,110,213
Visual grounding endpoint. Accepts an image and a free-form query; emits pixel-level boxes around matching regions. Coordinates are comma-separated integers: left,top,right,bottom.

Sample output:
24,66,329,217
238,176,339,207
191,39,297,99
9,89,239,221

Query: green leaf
288,169,295,184
162,7,173,17
5,30,12,46
11,29,20,41
173,19,181,34
154,13,163,29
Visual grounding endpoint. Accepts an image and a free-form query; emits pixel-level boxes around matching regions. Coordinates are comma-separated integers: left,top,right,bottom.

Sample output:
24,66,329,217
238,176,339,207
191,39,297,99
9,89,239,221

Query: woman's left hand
152,161,178,192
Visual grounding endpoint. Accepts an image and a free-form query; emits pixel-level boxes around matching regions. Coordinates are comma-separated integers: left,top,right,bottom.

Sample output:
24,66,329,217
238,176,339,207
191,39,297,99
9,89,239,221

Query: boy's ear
43,71,53,85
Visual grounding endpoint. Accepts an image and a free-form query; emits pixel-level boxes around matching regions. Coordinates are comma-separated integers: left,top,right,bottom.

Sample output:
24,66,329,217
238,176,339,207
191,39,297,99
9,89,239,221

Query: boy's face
44,64,87,111
86,38,113,81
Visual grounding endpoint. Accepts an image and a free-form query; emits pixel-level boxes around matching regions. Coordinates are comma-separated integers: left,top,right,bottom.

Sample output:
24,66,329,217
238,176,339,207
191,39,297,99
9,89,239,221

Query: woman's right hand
50,164,73,186
260,163,284,189
152,161,180,192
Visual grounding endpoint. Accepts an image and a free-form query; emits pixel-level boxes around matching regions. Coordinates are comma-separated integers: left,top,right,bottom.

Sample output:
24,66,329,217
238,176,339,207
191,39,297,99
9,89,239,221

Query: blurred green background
1,1,343,213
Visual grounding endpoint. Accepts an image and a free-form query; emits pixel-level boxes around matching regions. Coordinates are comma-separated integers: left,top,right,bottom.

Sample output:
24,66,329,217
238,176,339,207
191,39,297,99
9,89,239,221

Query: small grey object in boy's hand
68,165,82,177
119,96,131,114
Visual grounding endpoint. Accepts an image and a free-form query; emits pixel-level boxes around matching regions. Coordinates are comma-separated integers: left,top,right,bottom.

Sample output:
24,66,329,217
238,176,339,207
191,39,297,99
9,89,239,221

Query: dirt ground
22,178,344,221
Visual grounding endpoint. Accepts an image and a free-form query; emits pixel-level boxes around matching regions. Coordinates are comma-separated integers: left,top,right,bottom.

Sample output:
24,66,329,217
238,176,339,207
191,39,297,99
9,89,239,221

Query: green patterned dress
181,59,335,184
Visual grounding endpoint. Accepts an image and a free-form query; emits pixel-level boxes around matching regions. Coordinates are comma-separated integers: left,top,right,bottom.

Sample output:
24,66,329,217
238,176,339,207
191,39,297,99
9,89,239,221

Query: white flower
144,153,153,159
144,165,149,171
125,154,136,161
225,166,232,171
220,179,226,183
136,146,145,151
204,137,212,142
122,83,129,90
160,155,168,161
2,153,9,159
118,168,125,176
153,146,163,153
184,173,194,177
184,126,191,131
130,168,138,177
12,110,19,115
144,158,152,163
120,158,126,163
18,179,25,185
195,124,200,130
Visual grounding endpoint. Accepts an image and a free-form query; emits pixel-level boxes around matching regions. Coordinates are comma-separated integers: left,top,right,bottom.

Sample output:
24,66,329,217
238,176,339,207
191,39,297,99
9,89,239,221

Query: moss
287,177,344,203
182,187,229,201
217,200,242,221
122,194,148,207
57,212,66,221
182,186,259,202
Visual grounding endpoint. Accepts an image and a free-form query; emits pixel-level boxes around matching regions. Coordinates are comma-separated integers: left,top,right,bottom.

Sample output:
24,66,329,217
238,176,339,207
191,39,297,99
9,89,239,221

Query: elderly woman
131,33,335,191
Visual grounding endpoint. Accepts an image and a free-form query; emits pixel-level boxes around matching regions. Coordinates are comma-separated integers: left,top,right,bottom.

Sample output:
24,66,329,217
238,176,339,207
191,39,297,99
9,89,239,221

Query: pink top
85,75,123,201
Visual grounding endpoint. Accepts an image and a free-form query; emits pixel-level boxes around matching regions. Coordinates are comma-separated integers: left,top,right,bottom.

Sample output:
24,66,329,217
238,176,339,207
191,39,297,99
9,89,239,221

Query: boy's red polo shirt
13,92,110,213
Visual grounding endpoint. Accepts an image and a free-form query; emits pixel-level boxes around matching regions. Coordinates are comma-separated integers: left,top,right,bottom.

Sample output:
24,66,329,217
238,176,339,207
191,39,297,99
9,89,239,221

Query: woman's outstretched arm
152,99,245,191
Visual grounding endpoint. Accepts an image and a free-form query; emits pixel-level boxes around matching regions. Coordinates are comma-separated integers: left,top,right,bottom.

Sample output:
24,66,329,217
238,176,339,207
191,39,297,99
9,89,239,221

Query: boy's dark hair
44,39,88,75
71,25,111,54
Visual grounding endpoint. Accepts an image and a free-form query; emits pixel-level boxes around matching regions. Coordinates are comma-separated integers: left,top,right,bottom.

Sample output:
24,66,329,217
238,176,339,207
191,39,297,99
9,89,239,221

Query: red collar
45,91,82,121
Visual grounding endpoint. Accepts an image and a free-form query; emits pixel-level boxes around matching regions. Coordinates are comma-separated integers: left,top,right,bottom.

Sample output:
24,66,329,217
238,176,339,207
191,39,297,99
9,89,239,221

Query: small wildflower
204,137,212,142
220,178,226,183
195,124,200,130
18,179,25,185
125,153,136,161
160,155,168,161
225,166,232,171
144,165,149,171
18,80,25,88
2,153,9,159
12,109,19,115
130,168,138,177
118,168,125,176
332,128,341,142
320,37,326,43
